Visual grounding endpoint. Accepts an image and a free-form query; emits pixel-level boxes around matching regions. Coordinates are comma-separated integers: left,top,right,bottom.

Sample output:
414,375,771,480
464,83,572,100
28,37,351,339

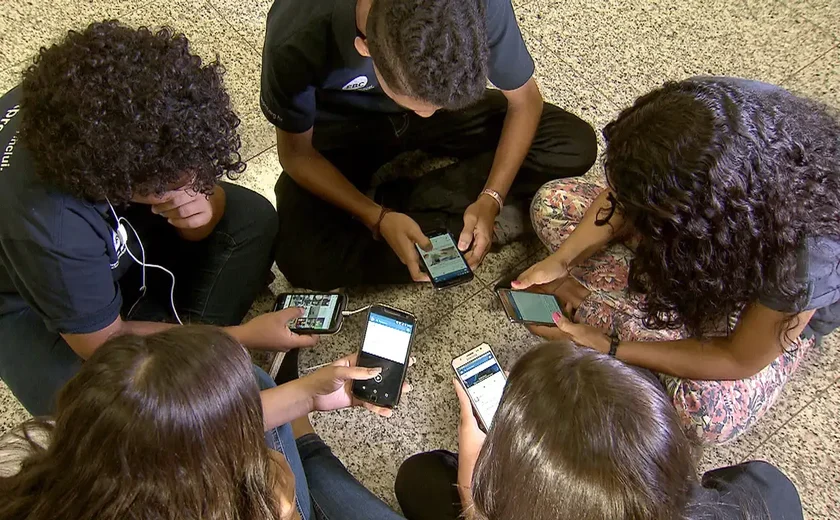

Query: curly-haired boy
261,0,598,290
0,21,316,415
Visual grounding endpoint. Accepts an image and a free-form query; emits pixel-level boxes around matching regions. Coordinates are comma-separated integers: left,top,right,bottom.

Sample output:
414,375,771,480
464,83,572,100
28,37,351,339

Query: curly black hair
602,79,840,337
19,20,244,204
366,0,489,110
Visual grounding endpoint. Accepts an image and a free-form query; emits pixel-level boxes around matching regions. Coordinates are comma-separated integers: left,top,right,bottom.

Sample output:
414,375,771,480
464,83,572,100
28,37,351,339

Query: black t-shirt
0,87,134,334
260,0,535,133
691,461,803,520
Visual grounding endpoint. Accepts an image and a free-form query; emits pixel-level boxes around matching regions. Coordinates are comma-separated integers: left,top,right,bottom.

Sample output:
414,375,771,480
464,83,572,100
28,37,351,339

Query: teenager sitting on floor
0,21,314,416
396,342,803,520
0,327,408,520
515,78,840,443
261,0,597,289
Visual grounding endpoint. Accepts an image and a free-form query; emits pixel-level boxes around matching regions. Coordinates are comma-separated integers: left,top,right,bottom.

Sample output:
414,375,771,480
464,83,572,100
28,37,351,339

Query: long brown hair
0,326,289,520
471,342,697,520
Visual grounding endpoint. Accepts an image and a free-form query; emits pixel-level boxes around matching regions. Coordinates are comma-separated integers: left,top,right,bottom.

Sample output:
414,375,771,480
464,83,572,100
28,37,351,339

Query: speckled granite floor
1,0,839,517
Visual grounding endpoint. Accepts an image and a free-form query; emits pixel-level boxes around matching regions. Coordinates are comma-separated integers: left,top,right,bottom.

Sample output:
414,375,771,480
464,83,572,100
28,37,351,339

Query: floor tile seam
242,142,276,163
0,59,27,78
204,0,264,56
774,0,840,44
740,387,830,462
780,42,840,85
242,144,279,162
415,285,494,338
520,28,625,112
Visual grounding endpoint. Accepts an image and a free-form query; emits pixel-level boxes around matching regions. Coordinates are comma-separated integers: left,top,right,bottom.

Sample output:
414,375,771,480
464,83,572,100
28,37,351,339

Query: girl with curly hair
515,78,840,443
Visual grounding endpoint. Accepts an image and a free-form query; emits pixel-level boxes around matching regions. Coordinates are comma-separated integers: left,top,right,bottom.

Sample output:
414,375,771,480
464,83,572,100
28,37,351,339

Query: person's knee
219,182,279,241
540,104,599,174
395,451,456,498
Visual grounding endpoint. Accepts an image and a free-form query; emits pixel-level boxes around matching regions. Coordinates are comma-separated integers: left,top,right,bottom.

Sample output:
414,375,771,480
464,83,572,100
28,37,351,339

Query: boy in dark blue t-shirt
0,21,316,415
261,0,598,290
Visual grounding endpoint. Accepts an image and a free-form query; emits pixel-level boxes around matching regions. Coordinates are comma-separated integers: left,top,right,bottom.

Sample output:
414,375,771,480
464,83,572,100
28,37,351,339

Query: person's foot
271,349,299,386
493,203,534,246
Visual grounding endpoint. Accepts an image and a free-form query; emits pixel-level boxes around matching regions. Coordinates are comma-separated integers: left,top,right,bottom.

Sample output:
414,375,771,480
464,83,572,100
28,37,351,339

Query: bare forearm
616,337,764,380
260,379,314,431
280,146,381,228
486,85,543,197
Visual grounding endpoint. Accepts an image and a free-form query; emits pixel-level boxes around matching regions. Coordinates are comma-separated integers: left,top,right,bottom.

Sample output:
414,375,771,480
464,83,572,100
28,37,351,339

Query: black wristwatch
608,331,620,357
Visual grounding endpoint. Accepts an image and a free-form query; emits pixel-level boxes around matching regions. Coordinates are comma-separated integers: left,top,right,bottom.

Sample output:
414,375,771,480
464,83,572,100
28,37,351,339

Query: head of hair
602,79,840,336
471,342,697,520
19,20,244,204
0,326,290,520
365,0,489,110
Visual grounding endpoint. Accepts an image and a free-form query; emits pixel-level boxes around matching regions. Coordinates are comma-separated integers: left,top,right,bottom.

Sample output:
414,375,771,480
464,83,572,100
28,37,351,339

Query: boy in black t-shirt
261,0,598,290
0,22,316,416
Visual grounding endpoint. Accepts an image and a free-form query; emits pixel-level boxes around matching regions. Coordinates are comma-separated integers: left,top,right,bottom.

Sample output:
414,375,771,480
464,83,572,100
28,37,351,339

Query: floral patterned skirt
530,178,815,445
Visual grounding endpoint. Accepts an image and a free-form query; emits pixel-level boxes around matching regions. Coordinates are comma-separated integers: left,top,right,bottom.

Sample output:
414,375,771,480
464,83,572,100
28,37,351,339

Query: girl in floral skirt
515,78,840,444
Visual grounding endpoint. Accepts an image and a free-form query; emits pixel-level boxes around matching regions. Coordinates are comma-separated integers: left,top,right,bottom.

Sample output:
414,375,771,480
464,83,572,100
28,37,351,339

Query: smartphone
416,230,474,289
351,305,417,408
452,343,507,431
496,288,566,325
274,293,348,334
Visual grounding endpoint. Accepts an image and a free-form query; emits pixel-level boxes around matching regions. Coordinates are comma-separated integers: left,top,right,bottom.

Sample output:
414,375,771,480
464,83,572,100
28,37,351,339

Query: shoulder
264,0,335,54
799,236,840,309
693,461,803,520
0,164,104,248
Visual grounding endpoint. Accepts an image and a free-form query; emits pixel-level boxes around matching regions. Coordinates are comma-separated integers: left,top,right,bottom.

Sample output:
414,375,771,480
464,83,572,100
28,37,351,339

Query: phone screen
281,294,340,330
356,310,415,405
455,349,506,427
507,291,562,323
417,233,470,283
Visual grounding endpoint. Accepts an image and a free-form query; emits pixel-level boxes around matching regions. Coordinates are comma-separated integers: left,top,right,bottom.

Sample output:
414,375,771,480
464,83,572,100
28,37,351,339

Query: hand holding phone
274,293,347,334
351,305,417,408
379,212,432,282
303,354,408,418
416,230,474,289
452,343,507,431
497,289,569,326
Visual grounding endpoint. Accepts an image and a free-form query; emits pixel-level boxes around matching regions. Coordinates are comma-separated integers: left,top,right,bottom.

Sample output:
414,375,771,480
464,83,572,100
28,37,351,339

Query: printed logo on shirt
342,75,369,91
109,223,129,270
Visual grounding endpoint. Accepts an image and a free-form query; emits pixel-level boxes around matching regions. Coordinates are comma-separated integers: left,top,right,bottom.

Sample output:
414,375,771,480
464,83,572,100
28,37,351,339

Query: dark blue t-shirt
260,0,536,133
0,87,134,334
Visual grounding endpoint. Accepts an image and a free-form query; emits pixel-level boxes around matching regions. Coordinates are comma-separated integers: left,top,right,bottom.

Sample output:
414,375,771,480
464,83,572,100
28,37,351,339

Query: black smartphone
452,343,507,431
496,288,567,325
274,293,348,334
351,304,417,408
416,229,474,289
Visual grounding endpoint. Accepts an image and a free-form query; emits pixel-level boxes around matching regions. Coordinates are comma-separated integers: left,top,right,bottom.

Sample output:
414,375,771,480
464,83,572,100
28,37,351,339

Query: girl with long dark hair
0,327,407,520
395,342,803,520
515,78,840,443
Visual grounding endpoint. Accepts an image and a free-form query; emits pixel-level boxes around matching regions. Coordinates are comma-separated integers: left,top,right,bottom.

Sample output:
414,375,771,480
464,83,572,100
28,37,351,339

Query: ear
354,36,371,58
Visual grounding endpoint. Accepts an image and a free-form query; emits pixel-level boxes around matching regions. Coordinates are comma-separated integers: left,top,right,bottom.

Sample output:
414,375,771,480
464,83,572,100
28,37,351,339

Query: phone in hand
452,343,507,431
496,288,568,326
416,229,474,289
274,293,348,334
351,304,417,408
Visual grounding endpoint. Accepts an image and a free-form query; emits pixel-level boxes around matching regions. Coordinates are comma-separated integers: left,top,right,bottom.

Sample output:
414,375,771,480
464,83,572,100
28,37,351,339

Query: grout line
243,143,276,163
741,383,832,461
519,28,625,112
780,42,839,86
204,0,263,56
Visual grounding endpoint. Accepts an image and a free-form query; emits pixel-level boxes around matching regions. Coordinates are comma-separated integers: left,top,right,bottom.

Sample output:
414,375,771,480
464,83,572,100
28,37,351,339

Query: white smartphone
452,343,507,431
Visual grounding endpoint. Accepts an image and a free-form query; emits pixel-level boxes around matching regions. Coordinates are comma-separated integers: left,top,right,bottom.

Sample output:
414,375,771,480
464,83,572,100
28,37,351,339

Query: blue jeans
255,368,405,520
0,183,277,416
